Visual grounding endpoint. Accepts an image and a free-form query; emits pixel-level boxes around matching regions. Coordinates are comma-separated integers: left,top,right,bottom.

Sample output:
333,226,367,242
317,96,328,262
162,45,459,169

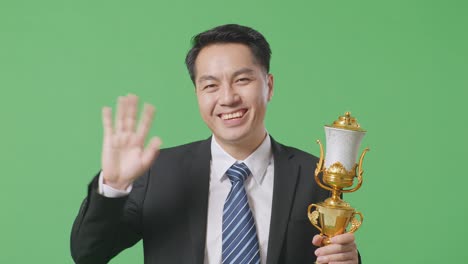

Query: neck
216,131,267,160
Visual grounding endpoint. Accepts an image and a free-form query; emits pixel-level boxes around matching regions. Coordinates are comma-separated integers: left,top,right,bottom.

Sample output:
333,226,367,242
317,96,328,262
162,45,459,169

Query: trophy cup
308,112,369,262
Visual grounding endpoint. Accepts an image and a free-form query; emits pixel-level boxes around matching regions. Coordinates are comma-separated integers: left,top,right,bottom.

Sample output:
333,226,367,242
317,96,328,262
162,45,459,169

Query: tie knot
226,162,251,183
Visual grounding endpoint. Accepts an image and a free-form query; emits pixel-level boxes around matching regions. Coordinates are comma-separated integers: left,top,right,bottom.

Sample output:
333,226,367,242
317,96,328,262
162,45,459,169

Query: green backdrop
1,0,467,263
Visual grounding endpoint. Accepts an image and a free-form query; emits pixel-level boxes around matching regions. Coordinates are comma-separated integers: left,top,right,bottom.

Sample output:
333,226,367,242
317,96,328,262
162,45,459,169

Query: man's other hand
101,94,162,190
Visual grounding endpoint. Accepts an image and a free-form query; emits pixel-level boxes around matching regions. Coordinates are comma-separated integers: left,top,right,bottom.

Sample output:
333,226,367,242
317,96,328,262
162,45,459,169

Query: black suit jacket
71,137,356,263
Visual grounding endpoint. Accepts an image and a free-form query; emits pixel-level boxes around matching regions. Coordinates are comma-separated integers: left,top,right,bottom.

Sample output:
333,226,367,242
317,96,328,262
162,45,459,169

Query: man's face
194,43,273,149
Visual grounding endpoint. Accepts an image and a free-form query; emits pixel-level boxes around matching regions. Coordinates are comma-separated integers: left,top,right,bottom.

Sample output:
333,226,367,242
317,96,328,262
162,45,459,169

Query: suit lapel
266,138,300,264
187,138,212,264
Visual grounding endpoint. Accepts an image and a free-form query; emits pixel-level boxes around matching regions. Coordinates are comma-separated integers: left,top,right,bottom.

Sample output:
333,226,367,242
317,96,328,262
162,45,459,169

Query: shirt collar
211,134,272,185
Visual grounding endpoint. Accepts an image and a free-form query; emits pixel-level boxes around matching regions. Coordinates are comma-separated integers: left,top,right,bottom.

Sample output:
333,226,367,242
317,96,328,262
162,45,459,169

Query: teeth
222,111,243,120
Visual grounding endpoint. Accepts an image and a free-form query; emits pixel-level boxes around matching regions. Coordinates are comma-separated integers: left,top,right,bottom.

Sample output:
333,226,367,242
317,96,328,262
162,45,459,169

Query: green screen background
1,0,467,263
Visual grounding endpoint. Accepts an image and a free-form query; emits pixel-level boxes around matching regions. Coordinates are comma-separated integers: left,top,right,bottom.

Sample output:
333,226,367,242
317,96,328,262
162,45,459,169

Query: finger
102,107,113,139
121,95,131,132
330,233,355,245
316,251,356,263
136,103,156,141
116,96,127,132
142,137,162,168
126,94,138,132
312,234,324,247
315,243,356,257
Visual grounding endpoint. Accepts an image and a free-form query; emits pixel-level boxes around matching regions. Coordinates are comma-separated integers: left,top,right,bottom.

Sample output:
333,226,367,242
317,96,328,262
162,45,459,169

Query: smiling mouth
219,109,247,120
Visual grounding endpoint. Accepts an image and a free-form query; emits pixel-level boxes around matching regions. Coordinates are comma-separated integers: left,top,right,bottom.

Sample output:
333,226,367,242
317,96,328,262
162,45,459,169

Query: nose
219,85,240,106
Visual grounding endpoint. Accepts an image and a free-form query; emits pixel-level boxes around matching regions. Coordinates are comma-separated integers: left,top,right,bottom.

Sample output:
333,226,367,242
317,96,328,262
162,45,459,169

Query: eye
203,84,217,90
236,78,251,84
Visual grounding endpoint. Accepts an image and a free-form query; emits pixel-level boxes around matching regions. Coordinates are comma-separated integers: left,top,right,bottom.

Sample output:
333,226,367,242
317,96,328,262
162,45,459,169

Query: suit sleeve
70,170,149,264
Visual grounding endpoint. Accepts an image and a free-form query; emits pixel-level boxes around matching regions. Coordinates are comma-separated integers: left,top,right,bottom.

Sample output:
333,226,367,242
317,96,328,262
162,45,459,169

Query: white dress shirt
98,135,274,264
204,135,274,264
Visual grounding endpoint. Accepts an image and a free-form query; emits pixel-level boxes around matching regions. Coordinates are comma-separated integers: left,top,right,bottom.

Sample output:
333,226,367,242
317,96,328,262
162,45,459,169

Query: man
71,24,360,264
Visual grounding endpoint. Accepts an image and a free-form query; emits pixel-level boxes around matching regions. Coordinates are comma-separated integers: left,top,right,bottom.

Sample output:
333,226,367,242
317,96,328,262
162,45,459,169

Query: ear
266,73,274,102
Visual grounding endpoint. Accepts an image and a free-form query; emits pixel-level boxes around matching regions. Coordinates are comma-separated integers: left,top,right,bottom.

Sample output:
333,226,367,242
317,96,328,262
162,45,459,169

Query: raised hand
101,94,162,190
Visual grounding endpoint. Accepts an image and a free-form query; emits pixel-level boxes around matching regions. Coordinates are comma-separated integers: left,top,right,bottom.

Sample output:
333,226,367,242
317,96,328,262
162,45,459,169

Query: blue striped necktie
222,162,261,264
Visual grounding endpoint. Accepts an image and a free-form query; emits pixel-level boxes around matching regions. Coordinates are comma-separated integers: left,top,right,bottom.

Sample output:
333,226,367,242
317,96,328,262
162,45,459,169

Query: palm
101,95,161,190
103,143,144,181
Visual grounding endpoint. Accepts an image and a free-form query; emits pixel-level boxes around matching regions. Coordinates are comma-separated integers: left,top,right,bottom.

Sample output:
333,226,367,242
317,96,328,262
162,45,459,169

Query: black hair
185,24,272,84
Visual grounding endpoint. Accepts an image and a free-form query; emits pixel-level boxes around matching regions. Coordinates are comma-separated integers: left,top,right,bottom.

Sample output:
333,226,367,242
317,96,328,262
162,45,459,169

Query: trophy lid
326,112,366,132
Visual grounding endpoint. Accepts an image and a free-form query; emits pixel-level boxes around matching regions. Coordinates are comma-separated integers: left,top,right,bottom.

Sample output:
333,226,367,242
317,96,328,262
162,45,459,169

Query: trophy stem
323,188,349,207
331,189,342,203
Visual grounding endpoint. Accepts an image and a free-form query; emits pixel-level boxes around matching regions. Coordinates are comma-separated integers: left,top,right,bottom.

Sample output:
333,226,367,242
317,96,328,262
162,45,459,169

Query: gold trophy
308,112,369,262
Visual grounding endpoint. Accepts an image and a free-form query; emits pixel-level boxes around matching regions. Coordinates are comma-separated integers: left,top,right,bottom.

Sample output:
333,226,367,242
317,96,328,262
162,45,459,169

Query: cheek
251,92,269,117
251,82,271,103
197,95,215,117
255,90,270,107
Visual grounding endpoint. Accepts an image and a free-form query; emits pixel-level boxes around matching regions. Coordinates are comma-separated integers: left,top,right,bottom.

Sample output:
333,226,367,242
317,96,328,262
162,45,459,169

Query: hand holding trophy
308,112,369,264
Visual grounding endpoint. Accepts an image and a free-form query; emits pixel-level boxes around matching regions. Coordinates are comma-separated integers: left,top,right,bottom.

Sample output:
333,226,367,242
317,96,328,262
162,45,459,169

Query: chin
218,135,246,144
215,131,249,145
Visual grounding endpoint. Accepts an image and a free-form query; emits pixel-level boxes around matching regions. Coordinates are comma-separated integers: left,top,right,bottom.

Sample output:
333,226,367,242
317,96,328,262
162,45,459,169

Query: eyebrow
196,68,255,84
197,75,219,83
232,68,255,77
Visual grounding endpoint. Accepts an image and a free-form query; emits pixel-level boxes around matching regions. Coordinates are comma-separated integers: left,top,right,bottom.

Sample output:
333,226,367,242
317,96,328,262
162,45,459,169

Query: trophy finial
329,112,366,132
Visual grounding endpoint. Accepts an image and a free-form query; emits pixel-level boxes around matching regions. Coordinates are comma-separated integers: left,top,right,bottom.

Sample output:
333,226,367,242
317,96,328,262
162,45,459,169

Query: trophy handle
315,140,333,192
347,211,363,233
307,204,322,233
342,147,369,193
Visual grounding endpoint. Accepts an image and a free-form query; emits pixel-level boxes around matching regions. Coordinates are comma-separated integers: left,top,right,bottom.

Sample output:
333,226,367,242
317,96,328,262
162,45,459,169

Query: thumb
312,234,324,247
